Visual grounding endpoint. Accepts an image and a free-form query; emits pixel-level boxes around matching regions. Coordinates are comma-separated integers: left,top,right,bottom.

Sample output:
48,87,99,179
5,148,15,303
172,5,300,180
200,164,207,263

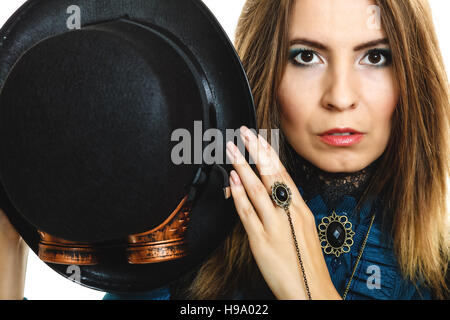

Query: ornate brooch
318,211,355,257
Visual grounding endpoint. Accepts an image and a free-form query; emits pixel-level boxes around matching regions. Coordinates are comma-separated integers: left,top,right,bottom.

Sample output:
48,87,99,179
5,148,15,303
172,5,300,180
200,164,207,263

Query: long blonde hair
186,0,449,299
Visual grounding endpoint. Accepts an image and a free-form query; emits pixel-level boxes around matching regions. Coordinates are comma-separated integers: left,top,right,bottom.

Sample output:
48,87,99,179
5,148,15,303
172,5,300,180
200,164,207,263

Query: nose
321,63,359,111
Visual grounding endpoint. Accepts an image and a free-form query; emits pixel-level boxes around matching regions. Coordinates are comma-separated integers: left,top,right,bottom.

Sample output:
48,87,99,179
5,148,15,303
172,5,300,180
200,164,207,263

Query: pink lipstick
318,128,364,147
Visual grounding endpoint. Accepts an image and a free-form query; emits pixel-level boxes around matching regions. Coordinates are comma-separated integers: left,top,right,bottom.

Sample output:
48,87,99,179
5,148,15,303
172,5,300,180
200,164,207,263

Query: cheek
278,68,321,129
360,69,398,137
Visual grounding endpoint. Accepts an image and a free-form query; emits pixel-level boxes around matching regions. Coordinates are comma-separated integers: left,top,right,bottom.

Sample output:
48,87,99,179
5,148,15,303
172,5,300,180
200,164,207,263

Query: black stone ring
270,181,292,209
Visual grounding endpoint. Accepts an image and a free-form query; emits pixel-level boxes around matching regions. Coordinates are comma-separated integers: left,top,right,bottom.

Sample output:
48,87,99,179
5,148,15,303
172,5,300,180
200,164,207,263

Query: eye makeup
288,47,322,67
360,48,393,67
288,47,393,68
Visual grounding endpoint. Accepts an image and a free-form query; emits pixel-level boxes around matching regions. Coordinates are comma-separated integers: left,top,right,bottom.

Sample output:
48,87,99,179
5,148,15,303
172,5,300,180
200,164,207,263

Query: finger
240,125,292,192
226,140,275,226
240,126,310,214
228,170,264,237
240,126,282,180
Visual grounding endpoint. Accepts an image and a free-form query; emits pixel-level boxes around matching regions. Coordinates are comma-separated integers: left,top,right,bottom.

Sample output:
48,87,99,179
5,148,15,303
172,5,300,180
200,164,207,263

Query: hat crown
0,19,207,242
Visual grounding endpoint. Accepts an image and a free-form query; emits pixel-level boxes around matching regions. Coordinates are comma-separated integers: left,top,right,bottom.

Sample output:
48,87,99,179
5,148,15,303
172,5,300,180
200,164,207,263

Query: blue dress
103,185,433,300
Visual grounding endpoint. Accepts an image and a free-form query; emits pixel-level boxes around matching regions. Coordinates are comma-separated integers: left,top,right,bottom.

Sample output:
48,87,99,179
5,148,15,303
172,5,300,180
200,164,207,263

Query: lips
318,128,364,147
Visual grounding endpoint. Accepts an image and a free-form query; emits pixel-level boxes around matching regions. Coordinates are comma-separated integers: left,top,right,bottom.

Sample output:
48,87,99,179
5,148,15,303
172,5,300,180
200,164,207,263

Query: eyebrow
289,38,389,51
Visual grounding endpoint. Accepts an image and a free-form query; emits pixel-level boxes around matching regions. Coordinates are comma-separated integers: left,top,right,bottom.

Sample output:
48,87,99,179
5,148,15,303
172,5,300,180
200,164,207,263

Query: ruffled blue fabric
103,285,170,300
103,186,433,300
297,187,432,300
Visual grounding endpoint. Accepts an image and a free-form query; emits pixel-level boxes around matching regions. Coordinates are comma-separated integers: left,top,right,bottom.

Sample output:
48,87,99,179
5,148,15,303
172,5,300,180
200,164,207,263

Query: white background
0,0,448,300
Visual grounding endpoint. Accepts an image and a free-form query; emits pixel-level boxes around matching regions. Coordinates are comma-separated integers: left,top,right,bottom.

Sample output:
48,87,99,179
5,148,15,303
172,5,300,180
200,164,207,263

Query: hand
226,126,341,300
0,208,29,300
0,207,22,243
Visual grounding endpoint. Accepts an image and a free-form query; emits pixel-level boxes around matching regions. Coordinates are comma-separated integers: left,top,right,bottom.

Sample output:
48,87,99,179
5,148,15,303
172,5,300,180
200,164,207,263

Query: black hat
0,0,256,293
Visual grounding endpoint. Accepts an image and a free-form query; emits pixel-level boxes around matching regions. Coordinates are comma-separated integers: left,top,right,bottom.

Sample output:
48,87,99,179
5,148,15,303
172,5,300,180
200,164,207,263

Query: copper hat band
37,195,192,265
38,231,100,265
127,194,192,264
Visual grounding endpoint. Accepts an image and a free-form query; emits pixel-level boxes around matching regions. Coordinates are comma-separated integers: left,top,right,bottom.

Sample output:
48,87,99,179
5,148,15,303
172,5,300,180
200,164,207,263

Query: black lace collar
284,143,380,210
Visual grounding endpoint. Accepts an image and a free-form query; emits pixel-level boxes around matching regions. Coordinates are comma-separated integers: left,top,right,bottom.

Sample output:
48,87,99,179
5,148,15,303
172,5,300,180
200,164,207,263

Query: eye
289,49,322,67
360,49,392,67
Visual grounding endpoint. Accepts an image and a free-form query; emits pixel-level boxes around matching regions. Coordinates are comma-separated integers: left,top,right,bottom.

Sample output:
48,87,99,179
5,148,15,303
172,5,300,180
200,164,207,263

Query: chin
301,150,372,173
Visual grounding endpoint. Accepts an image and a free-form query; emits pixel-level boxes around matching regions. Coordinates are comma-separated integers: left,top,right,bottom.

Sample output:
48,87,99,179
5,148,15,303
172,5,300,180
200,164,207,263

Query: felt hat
0,0,256,293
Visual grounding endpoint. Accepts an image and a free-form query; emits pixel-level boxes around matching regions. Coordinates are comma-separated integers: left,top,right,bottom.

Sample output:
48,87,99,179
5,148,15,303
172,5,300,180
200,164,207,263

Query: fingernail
230,170,241,185
229,174,235,186
240,126,253,141
227,141,238,154
258,134,269,149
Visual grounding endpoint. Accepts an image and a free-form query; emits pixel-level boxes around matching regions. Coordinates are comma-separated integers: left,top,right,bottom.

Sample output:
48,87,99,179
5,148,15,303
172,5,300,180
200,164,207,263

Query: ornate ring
270,181,292,209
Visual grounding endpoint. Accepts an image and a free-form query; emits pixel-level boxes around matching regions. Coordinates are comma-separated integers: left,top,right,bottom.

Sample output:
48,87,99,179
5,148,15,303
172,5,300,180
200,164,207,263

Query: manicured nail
258,134,269,149
230,170,241,185
240,126,253,141
227,141,238,155
229,174,234,186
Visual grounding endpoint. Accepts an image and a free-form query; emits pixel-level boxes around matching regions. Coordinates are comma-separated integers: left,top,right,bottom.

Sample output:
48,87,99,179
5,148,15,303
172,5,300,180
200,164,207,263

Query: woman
172,0,449,300
1,0,449,300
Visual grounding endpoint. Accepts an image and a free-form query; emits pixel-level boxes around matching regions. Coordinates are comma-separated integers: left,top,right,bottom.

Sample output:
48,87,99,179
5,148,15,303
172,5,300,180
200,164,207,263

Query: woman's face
278,0,398,173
